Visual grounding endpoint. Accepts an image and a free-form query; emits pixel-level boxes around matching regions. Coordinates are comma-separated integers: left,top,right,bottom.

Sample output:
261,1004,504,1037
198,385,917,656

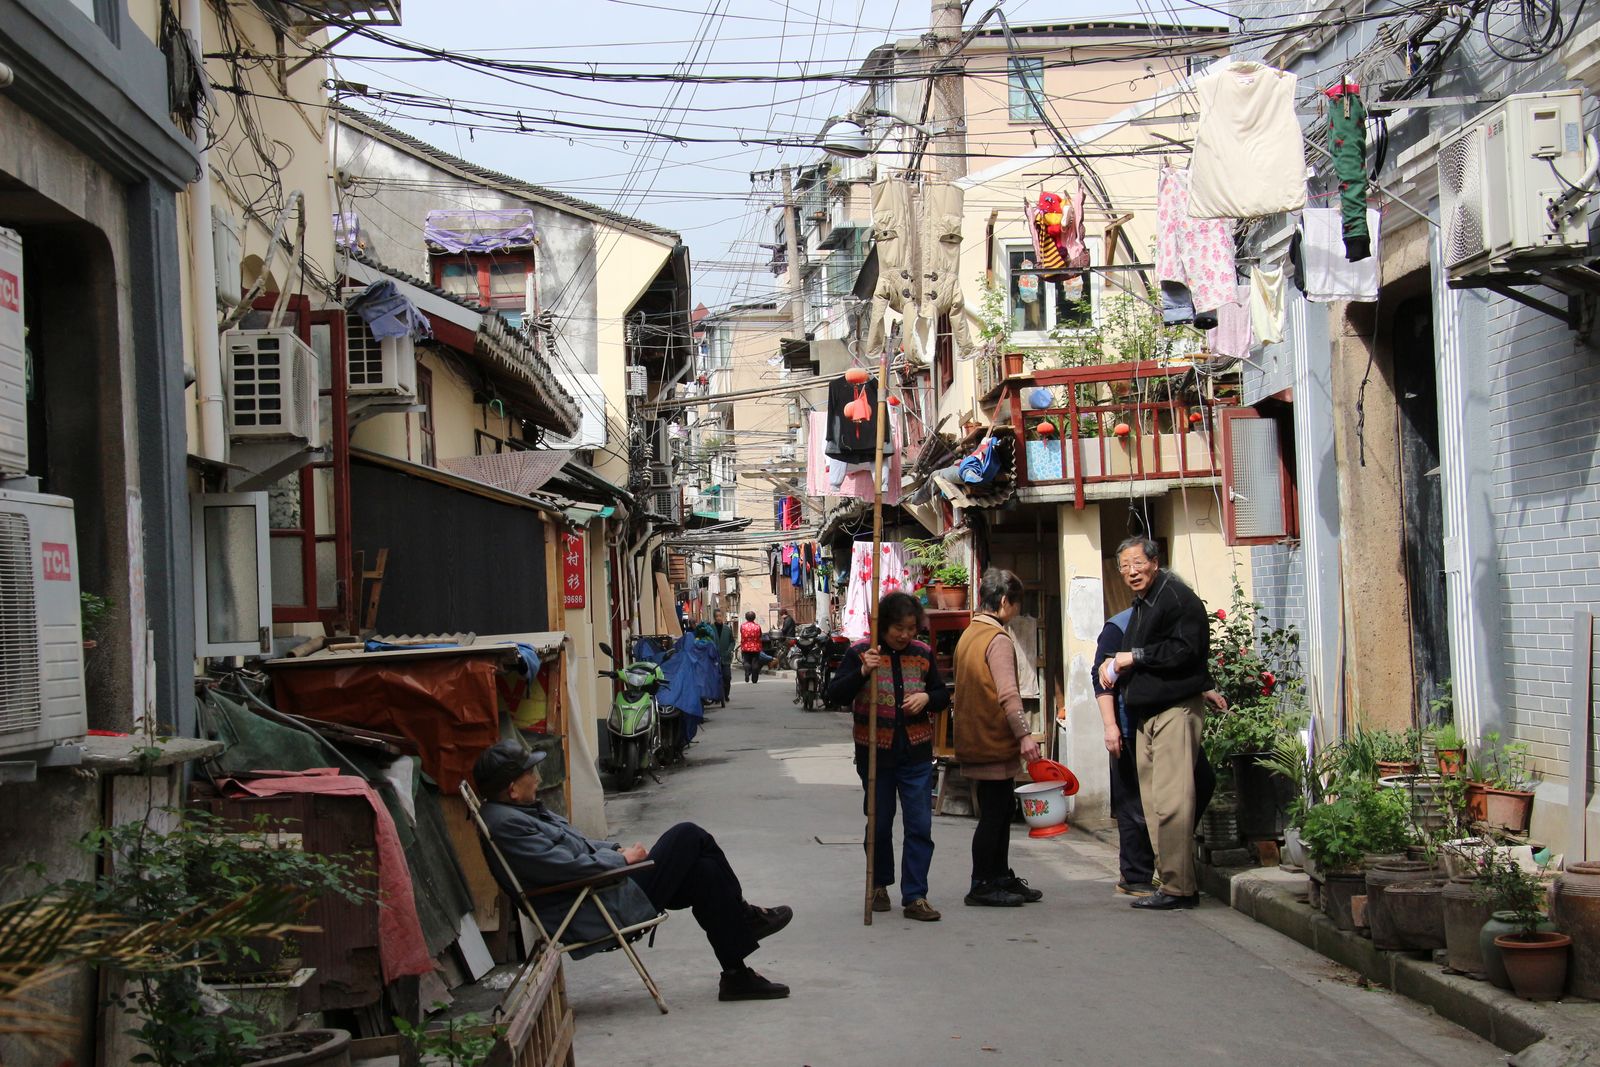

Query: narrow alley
570,678,1501,1067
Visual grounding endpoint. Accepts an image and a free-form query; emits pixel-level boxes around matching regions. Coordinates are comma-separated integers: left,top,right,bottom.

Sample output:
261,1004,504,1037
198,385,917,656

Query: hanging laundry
1025,188,1090,278
1250,265,1286,346
1155,166,1236,323
1188,61,1307,220
809,411,903,504
1324,81,1370,261
1060,185,1089,271
825,377,891,463
1206,283,1254,358
865,179,975,360
840,541,911,641
1300,207,1381,302
789,550,803,588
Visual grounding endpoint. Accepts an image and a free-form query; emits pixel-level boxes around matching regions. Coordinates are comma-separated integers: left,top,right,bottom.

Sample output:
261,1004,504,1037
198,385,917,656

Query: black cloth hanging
825,378,893,463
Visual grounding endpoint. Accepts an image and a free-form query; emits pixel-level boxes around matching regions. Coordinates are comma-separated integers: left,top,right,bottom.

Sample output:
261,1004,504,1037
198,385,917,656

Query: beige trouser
1135,697,1205,897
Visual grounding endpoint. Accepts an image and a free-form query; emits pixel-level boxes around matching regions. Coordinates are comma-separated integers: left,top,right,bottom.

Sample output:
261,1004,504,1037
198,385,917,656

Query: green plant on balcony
975,279,1013,357
904,537,968,588
1042,287,1200,370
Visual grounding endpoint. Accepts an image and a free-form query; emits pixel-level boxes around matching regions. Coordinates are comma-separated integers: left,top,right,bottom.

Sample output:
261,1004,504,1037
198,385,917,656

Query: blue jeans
859,758,935,904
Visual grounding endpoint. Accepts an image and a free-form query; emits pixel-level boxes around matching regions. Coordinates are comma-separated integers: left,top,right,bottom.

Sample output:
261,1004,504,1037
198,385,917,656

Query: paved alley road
570,678,1504,1067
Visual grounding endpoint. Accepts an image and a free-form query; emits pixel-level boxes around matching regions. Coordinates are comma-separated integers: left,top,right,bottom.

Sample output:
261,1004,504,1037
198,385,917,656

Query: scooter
598,642,663,791
646,637,691,766
820,631,852,708
791,623,826,712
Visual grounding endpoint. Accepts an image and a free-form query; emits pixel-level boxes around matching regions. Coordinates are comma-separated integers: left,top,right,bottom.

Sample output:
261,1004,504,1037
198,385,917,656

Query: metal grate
345,310,387,388
0,512,41,734
1439,125,1486,268
229,335,288,429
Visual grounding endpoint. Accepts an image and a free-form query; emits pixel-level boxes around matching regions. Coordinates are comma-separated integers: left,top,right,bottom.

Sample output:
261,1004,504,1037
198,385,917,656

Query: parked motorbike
791,624,826,712
820,631,852,708
598,641,663,791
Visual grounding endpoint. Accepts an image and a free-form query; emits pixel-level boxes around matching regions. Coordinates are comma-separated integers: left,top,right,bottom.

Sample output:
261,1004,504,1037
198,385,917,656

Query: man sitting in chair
473,741,794,1001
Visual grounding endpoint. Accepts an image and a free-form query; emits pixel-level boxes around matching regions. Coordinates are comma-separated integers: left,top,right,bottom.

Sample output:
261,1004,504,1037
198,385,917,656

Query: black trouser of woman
970,779,1016,886
741,650,763,683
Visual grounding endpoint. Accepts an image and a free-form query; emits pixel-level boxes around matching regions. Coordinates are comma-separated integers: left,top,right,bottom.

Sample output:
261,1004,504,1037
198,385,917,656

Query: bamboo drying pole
861,343,892,926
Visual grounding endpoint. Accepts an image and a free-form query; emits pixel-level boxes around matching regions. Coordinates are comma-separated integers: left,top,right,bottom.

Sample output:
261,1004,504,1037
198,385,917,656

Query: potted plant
1475,849,1558,992
1257,734,1312,868
1369,727,1421,777
1300,794,1368,931
1478,731,1538,833
905,538,969,610
1431,717,1466,777
1479,850,1569,1000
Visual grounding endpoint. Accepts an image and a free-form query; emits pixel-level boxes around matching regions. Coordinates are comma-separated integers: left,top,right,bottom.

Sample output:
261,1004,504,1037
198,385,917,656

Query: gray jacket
478,800,656,958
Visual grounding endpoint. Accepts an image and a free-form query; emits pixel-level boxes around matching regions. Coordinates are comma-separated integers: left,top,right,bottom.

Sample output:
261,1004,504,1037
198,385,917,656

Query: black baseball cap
474,740,548,798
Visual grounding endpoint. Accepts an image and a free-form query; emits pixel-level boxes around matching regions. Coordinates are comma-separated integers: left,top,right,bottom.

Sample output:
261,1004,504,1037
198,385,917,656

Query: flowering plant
1202,575,1305,770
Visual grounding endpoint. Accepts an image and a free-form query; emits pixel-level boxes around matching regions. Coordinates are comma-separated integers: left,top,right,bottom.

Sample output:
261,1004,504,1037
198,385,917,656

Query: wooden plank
441,794,505,933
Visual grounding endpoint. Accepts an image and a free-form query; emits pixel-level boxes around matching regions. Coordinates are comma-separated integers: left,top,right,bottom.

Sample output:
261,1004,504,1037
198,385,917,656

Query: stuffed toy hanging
1029,192,1070,274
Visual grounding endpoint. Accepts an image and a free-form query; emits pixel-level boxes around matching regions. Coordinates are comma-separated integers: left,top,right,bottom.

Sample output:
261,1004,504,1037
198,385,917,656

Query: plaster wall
1056,502,1110,826
592,227,671,486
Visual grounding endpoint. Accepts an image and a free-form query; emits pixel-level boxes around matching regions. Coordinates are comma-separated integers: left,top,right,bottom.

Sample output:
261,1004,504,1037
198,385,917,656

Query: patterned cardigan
824,639,950,766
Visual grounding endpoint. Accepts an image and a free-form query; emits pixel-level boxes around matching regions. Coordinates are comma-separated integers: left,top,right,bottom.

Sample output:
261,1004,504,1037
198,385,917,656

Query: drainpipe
182,0,226,462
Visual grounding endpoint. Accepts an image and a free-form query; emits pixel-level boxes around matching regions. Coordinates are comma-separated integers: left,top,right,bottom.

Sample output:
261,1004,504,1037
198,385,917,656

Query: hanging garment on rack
1206,284,1254,358
1325,81,1370,260
1189,61,1307,220
1250,265,1287,346
825,377,891,462
865,179,975,360
1156,166,1237,318
840,541,911,641
809,411,903,504
1060,185,1089,271
1300,207,1381,302
790,551,803,588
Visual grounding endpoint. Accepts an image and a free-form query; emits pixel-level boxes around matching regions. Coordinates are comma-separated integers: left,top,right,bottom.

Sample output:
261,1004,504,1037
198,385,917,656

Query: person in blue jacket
1093,607,1223,898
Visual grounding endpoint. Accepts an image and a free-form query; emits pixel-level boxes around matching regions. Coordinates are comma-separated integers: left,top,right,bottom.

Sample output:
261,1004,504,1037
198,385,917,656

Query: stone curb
1199,862,1600,1063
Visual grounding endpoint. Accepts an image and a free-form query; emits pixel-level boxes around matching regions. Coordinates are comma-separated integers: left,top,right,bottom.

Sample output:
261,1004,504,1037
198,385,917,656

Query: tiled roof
336,106,681,242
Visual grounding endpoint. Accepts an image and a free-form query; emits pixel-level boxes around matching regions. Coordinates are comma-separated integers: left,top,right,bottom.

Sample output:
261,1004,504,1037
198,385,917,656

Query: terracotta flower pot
1495,931,1572,1001
1436,748,1466,776
1464,782,1490,823
1377,760,1419,777
1483,787,1535,834
928,583,969,611
1003,352,1026,377
1480,911,1556,989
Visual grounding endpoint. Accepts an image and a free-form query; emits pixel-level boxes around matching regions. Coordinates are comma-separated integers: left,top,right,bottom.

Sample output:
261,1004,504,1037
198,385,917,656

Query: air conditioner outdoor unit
341,288,418,398
222,327,320,444
1437,90,1593,277
0,490,86,758
0,228,27,477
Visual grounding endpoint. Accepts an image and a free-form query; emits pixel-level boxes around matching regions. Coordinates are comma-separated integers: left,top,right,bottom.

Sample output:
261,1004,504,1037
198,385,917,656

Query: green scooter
598,642,663,791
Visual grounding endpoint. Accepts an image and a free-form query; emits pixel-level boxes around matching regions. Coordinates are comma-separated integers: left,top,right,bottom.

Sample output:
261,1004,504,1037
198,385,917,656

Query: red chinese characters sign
562,531,585,609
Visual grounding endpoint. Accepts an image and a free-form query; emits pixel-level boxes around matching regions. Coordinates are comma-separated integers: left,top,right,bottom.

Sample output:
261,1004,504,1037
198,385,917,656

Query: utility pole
780,164,805,338
928,0,967,186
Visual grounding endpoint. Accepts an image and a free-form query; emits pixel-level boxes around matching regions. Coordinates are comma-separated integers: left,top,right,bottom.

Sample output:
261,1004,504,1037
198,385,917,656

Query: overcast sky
331,0,1216,313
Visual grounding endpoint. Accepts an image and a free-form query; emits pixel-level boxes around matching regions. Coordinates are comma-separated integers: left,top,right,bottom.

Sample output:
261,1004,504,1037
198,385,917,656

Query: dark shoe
1131,891,1199,911
871,886,891,913
902,898,942,921
963,881,1025,907
1116,881,1158,898
999,870,1043,903
747,904,793,941
719,966,790,1001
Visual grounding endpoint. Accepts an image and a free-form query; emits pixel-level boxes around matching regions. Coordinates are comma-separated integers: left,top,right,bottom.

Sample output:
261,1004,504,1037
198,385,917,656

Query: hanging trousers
629,822,758,971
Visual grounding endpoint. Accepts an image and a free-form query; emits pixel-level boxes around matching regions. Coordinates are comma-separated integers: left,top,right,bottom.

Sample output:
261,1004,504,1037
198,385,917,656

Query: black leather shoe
1131,891,1199,910
964,881,1025,907
719,966,790,1001
746,904,793,941
999,870,1043,903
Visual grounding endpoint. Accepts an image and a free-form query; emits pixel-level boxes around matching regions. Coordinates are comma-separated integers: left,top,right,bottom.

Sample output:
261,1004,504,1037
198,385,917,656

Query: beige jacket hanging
1187,61,1307,220
865,178,974,358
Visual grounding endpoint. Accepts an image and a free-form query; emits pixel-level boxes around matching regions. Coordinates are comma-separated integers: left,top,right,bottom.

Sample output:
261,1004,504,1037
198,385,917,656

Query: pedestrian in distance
1099,536,1215,911
953,568,1045,908
823,591,949,921
712,608,736,702
739,610,765,684
1094,607,1224,898
472,741,793,1001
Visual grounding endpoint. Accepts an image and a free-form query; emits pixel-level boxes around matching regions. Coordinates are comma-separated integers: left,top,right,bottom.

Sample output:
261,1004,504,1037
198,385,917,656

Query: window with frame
432,251,535,326
1219,407,1298,546
1005,242,1094,336
1008,57,1045,122
416,364,437,467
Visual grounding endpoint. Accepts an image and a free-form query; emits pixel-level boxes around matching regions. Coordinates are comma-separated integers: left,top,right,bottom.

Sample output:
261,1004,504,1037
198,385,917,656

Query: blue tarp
653,635,719,741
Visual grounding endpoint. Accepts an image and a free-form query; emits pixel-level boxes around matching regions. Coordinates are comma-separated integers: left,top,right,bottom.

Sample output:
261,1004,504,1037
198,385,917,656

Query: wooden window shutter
1220,407,1296,546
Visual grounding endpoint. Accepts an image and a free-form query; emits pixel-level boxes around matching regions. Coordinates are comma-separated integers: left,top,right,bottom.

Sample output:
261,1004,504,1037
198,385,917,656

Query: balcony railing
996,361,1237,508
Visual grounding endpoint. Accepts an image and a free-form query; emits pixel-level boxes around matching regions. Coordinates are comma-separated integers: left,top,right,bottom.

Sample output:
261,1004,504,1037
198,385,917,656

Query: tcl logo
41,542,71,581
0,270,16,313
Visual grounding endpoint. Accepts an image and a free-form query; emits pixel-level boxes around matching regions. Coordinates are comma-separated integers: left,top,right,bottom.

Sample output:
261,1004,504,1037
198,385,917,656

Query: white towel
1250,266,1285,346
1300,206,1380,302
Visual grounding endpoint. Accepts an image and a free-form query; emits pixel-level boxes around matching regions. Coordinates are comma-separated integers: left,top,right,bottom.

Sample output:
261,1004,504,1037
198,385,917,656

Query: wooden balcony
993,361,1237,509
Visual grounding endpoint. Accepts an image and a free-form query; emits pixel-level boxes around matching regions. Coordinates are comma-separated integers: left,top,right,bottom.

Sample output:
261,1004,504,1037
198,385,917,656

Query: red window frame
430,251,535,312
1219,406,1298,547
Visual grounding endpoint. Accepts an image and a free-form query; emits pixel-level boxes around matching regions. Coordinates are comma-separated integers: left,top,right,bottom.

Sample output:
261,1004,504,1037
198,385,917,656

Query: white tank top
1188,61,1307,220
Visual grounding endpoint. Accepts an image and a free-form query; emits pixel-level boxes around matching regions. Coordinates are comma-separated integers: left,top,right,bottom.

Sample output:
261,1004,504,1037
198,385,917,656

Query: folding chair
458,780,670,1014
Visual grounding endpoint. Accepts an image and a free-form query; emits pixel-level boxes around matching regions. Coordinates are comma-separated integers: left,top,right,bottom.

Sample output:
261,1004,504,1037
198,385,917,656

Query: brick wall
1250,542,1307,667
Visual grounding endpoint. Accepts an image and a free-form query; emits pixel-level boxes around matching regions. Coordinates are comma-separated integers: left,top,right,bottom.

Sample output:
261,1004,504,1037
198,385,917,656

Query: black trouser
1110,739,1218,885
742,650,763,683
629,822,757,971
720,660,733,701
970,779,1017,886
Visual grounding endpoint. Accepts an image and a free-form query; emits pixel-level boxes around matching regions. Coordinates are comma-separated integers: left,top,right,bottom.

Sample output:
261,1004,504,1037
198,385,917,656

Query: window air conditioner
222,327,320,444
1437,90,1593,278
0,229,27,477
341,288,417,398
0,490,86,758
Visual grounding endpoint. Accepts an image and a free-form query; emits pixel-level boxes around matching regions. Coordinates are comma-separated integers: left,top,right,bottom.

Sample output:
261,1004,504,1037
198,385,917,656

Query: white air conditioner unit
0,229,27,477
341,288,417,398
222,327,320,444
1438,90,1592,277
0,490,85,758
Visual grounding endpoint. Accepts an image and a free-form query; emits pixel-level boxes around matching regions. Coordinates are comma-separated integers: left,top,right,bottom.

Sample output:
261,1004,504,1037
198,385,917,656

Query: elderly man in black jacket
1098,537,1215,911
473,741,793,1000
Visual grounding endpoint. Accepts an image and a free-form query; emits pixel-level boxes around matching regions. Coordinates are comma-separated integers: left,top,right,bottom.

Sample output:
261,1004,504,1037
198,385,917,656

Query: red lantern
1113,422,1131,437
845,367,869,384
887,395,901,407
1035,421,1056,436
1189,411,1203,425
